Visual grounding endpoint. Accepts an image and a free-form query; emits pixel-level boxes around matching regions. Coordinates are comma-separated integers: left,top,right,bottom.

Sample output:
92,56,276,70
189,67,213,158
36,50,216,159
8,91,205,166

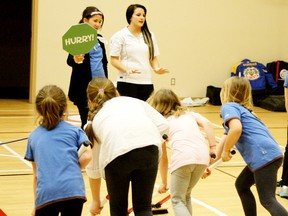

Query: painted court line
1,144,32,168
192,197,227,216
154,184,226,215
0,169,32,173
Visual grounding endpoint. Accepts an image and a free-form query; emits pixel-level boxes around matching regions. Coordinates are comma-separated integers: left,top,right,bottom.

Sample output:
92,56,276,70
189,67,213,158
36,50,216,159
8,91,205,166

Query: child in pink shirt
148,89,216,216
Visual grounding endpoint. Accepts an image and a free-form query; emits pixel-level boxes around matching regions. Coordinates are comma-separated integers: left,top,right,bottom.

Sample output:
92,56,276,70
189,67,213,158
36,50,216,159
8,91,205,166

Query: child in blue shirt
25,85,92,216
277,71,288,198
219,76,287,216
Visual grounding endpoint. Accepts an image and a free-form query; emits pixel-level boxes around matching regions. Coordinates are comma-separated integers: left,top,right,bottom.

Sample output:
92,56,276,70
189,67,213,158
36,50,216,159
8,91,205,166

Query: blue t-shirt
25,120,89,209
284,72,288,88
90,43,105,78
221,102,282,171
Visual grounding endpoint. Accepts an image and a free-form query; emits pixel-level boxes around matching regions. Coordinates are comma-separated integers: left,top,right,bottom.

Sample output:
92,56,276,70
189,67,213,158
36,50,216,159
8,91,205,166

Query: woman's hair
35,85,67,130
79,6,104,27
147,88,188,118
85,77,117,143
126,4,154,60
220,76,253,110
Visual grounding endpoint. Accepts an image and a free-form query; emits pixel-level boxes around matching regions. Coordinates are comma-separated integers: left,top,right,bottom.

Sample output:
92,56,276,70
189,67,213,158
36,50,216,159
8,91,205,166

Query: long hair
220,76,253,110
147,88,188,118
79,6,104,27
35,85,67,130
126,4,154,60
85,77,117,143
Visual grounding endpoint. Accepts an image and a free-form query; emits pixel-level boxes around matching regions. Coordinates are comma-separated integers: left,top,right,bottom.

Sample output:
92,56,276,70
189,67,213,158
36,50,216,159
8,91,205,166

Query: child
84,77,169,216
67,6,108,129
24,85,92,216
219,76,288,216
147,88,217,216
277,71,288,197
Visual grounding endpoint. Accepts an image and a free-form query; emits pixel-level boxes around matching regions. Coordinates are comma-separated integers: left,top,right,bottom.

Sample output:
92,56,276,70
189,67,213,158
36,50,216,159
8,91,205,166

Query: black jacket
67,34,108,105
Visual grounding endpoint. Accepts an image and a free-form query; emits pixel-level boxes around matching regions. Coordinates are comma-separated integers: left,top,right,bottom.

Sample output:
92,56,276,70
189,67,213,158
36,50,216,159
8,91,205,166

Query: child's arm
89,177,103,215
31,162,37,216
79,143,92,169
196,115,217,157
158,141,169,194
285,87,288,112
222,119,242,161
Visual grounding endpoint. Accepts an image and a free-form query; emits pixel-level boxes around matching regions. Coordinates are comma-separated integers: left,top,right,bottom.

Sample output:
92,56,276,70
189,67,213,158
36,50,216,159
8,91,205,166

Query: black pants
235,158,288,216
76,102,88,129
281,145,288,186
117,82,154,101
105,145,159,216
35,199,85,216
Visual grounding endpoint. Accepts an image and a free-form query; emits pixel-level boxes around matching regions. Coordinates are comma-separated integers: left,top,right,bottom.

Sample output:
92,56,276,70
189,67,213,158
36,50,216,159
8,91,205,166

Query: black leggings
105,145,159,216
280,145,288,186
235,158,288,216
35,199,85,216
76,102,88,129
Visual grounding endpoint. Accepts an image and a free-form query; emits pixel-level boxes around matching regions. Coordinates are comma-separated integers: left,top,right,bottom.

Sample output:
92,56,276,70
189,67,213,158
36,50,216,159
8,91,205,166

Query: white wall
35,0,288,98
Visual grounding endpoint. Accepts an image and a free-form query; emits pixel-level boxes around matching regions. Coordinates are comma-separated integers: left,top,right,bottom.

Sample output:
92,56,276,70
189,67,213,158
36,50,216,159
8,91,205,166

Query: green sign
62,23,98,55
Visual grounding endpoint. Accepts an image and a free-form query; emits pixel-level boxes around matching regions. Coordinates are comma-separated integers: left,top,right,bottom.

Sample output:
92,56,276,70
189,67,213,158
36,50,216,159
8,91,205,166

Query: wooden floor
0,99,287,216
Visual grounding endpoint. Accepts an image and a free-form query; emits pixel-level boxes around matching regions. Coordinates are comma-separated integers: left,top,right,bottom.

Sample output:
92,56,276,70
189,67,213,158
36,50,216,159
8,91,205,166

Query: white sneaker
277,185,288,198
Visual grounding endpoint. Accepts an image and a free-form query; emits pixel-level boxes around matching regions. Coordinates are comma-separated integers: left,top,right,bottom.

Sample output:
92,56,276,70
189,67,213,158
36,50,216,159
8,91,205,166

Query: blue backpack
231,59,277,91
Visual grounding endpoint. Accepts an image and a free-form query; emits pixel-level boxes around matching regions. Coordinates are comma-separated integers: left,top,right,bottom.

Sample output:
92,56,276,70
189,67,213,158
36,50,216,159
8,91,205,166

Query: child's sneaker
277,185,288,198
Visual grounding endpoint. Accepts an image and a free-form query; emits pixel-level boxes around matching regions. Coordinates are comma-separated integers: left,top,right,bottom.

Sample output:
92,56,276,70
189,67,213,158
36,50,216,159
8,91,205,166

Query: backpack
257,95,285,112
231,59,277,91
206,85,221,105
231,59,278,106
266,60,288,95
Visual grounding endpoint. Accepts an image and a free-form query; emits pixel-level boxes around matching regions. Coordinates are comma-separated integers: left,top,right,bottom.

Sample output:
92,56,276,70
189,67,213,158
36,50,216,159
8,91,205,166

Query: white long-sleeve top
86,96,169,179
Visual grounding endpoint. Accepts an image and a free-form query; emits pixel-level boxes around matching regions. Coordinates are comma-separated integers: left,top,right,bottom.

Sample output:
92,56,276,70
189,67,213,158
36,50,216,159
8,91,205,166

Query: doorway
0,1,32,99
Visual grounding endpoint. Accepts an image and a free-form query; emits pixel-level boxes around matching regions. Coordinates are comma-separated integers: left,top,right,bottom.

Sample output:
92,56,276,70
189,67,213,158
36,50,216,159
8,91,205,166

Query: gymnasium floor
0,99,287,216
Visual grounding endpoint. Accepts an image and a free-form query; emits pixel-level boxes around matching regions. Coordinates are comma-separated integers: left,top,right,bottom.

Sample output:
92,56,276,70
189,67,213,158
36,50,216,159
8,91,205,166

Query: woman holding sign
110,4,169,101
67,6,108,129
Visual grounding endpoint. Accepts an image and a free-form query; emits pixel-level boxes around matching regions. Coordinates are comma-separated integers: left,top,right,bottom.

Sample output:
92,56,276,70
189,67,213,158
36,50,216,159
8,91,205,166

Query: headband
91,11,103,16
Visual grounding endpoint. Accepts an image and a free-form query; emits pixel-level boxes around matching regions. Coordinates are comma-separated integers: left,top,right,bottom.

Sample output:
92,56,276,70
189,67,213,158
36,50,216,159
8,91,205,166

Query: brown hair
147,88,188,118
79,6,104,27
35,85,67,130
85,77,117,143
126,4,154,60
220,76,253,110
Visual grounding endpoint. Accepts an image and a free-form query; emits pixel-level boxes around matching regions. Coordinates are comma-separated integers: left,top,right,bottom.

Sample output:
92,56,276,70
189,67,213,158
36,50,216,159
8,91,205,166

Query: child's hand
158,183,169,194
201,168,211,179
222,151,232,162
73,54,85,64
89,200,103,215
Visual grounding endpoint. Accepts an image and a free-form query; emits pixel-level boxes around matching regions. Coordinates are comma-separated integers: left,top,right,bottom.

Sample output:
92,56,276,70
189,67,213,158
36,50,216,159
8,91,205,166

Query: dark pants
235,158,288,216
35,199,84,216
117,82,154,101
105,145,159,216
281,145,288,186
76,102,88,129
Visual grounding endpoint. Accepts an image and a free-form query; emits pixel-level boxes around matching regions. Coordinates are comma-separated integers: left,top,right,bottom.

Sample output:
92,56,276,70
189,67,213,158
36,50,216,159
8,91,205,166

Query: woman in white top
110,4,169,101
84,77,169,216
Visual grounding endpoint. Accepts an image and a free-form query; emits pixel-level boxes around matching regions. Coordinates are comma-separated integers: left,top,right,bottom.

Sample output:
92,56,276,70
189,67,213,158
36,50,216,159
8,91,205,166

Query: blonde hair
220,76,253,110
85,77,117,143
35,85,67,130
147,88,188,118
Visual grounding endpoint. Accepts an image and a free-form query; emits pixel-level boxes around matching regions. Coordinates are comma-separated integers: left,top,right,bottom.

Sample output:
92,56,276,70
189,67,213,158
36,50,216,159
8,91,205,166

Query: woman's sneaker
277,185,288,198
